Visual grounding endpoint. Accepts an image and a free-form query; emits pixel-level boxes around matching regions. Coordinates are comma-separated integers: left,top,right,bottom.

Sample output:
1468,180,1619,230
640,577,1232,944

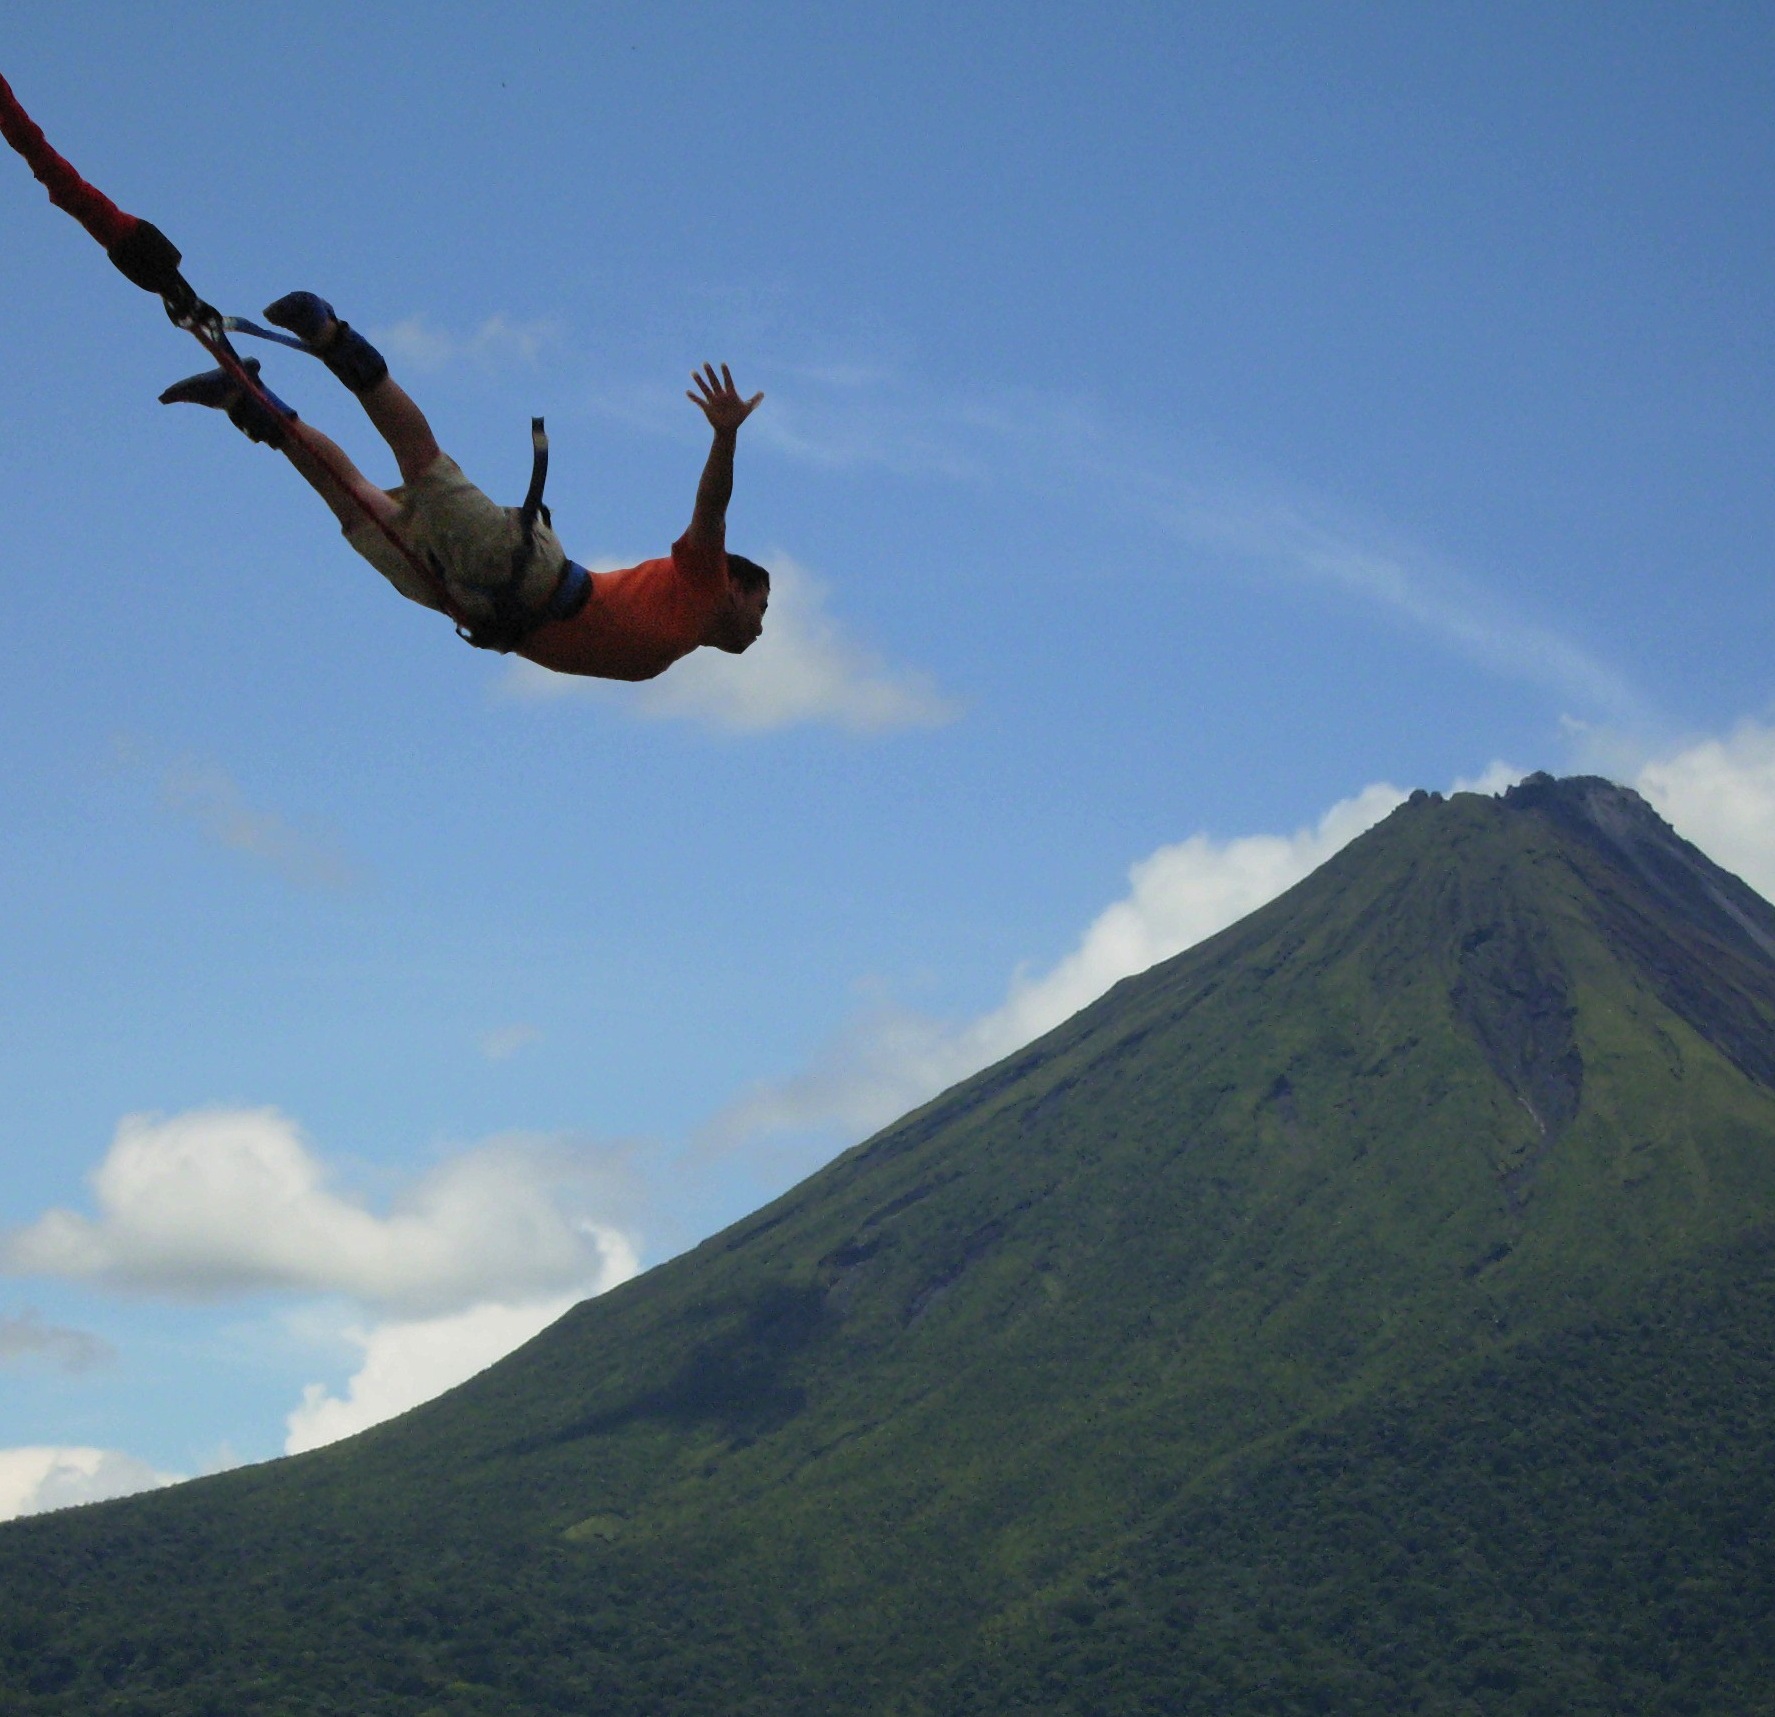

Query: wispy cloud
159,760,360,891
113,738,361,892
503,555,960,734
1137,481,1645,723
373,313,558,375
0,1308,114,1373
478,1023,542,1063
748,366,1646,724
748,382,989,482
0,1446,182,1522
2,1110,639,1319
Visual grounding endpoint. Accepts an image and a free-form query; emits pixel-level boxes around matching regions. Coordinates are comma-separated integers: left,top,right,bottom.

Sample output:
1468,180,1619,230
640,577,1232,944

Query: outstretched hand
688,363,764,434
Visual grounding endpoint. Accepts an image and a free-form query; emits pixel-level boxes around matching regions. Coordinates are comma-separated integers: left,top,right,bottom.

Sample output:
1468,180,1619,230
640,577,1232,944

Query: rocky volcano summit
6,775,1775,1715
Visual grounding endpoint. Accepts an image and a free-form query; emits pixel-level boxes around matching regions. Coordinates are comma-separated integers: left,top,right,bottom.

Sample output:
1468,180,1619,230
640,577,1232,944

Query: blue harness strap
546,561,592,622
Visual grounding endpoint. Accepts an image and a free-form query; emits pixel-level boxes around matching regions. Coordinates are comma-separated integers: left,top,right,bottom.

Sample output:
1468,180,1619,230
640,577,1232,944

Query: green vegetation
7,774,1775,1712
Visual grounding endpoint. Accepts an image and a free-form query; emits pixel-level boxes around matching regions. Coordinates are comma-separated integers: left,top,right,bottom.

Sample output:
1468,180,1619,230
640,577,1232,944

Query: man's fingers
687,365,760,418
689,362,756,404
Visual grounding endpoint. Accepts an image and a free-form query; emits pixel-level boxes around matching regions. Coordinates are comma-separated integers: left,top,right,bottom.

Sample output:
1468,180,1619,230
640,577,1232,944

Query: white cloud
2,1111,638,1318
0,1446,182,1522
1633,720,1775,900
502,555,959,734
283,1272,632,1455
373,313,557,374
0,1309,114,1372
479,1022,542,1062
709,780,1407,1154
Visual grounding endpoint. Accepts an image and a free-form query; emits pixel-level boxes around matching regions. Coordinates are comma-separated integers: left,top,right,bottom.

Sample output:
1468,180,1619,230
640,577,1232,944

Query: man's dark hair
726,553,771,594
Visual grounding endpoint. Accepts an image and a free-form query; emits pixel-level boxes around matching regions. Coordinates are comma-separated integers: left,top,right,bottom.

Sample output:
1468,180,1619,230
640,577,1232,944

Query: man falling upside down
160,292,769,673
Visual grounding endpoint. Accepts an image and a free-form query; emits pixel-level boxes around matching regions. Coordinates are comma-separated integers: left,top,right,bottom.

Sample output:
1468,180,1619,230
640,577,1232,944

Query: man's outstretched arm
684,363,764,552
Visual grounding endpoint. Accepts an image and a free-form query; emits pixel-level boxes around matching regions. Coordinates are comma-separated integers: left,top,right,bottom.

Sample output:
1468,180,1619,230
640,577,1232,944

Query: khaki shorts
344,453,567,626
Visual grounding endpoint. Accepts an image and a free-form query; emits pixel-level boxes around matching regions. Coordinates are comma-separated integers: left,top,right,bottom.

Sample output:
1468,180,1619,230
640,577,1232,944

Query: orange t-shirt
517,535,729,681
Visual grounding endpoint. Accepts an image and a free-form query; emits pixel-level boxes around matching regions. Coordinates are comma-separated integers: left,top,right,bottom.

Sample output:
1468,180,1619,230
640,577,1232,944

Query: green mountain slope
8,774,1775,1714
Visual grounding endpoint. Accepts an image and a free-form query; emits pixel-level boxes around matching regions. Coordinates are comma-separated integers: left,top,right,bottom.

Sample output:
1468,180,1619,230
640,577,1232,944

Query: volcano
7,774,1775,1714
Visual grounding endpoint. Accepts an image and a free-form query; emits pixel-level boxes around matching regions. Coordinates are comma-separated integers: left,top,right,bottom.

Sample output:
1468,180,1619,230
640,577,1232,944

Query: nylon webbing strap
222,315,313,353
514,416,549,577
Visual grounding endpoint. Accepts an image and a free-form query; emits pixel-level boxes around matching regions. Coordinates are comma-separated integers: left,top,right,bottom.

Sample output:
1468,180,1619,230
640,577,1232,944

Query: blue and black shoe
262,290,337,345
264,290,388,395
159,358,293,448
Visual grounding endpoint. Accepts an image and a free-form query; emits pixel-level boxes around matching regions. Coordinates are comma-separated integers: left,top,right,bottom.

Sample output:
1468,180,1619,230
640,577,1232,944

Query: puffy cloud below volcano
282,1281,634,1454
2,1110,637,1319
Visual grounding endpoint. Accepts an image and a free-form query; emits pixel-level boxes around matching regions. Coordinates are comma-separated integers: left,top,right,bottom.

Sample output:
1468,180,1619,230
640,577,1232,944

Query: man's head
707,553,770,653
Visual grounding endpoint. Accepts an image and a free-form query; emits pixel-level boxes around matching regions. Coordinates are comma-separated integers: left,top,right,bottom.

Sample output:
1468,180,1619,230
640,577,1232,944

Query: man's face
711,581,769,653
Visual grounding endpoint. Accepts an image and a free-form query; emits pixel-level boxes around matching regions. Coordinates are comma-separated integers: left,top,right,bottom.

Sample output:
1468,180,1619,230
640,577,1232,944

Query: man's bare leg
354,373,442,487
280,422,401,532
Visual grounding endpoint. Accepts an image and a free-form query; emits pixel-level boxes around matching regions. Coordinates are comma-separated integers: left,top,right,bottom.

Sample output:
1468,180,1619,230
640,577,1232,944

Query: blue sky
6,2,1775,1510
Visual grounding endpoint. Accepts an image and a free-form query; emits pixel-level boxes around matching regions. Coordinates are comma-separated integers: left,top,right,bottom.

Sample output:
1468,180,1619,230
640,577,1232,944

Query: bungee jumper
1,72,770,673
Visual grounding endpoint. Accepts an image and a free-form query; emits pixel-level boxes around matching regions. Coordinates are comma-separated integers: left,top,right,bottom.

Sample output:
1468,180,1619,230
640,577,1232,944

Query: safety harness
445,414,571,655
1,72,574,653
